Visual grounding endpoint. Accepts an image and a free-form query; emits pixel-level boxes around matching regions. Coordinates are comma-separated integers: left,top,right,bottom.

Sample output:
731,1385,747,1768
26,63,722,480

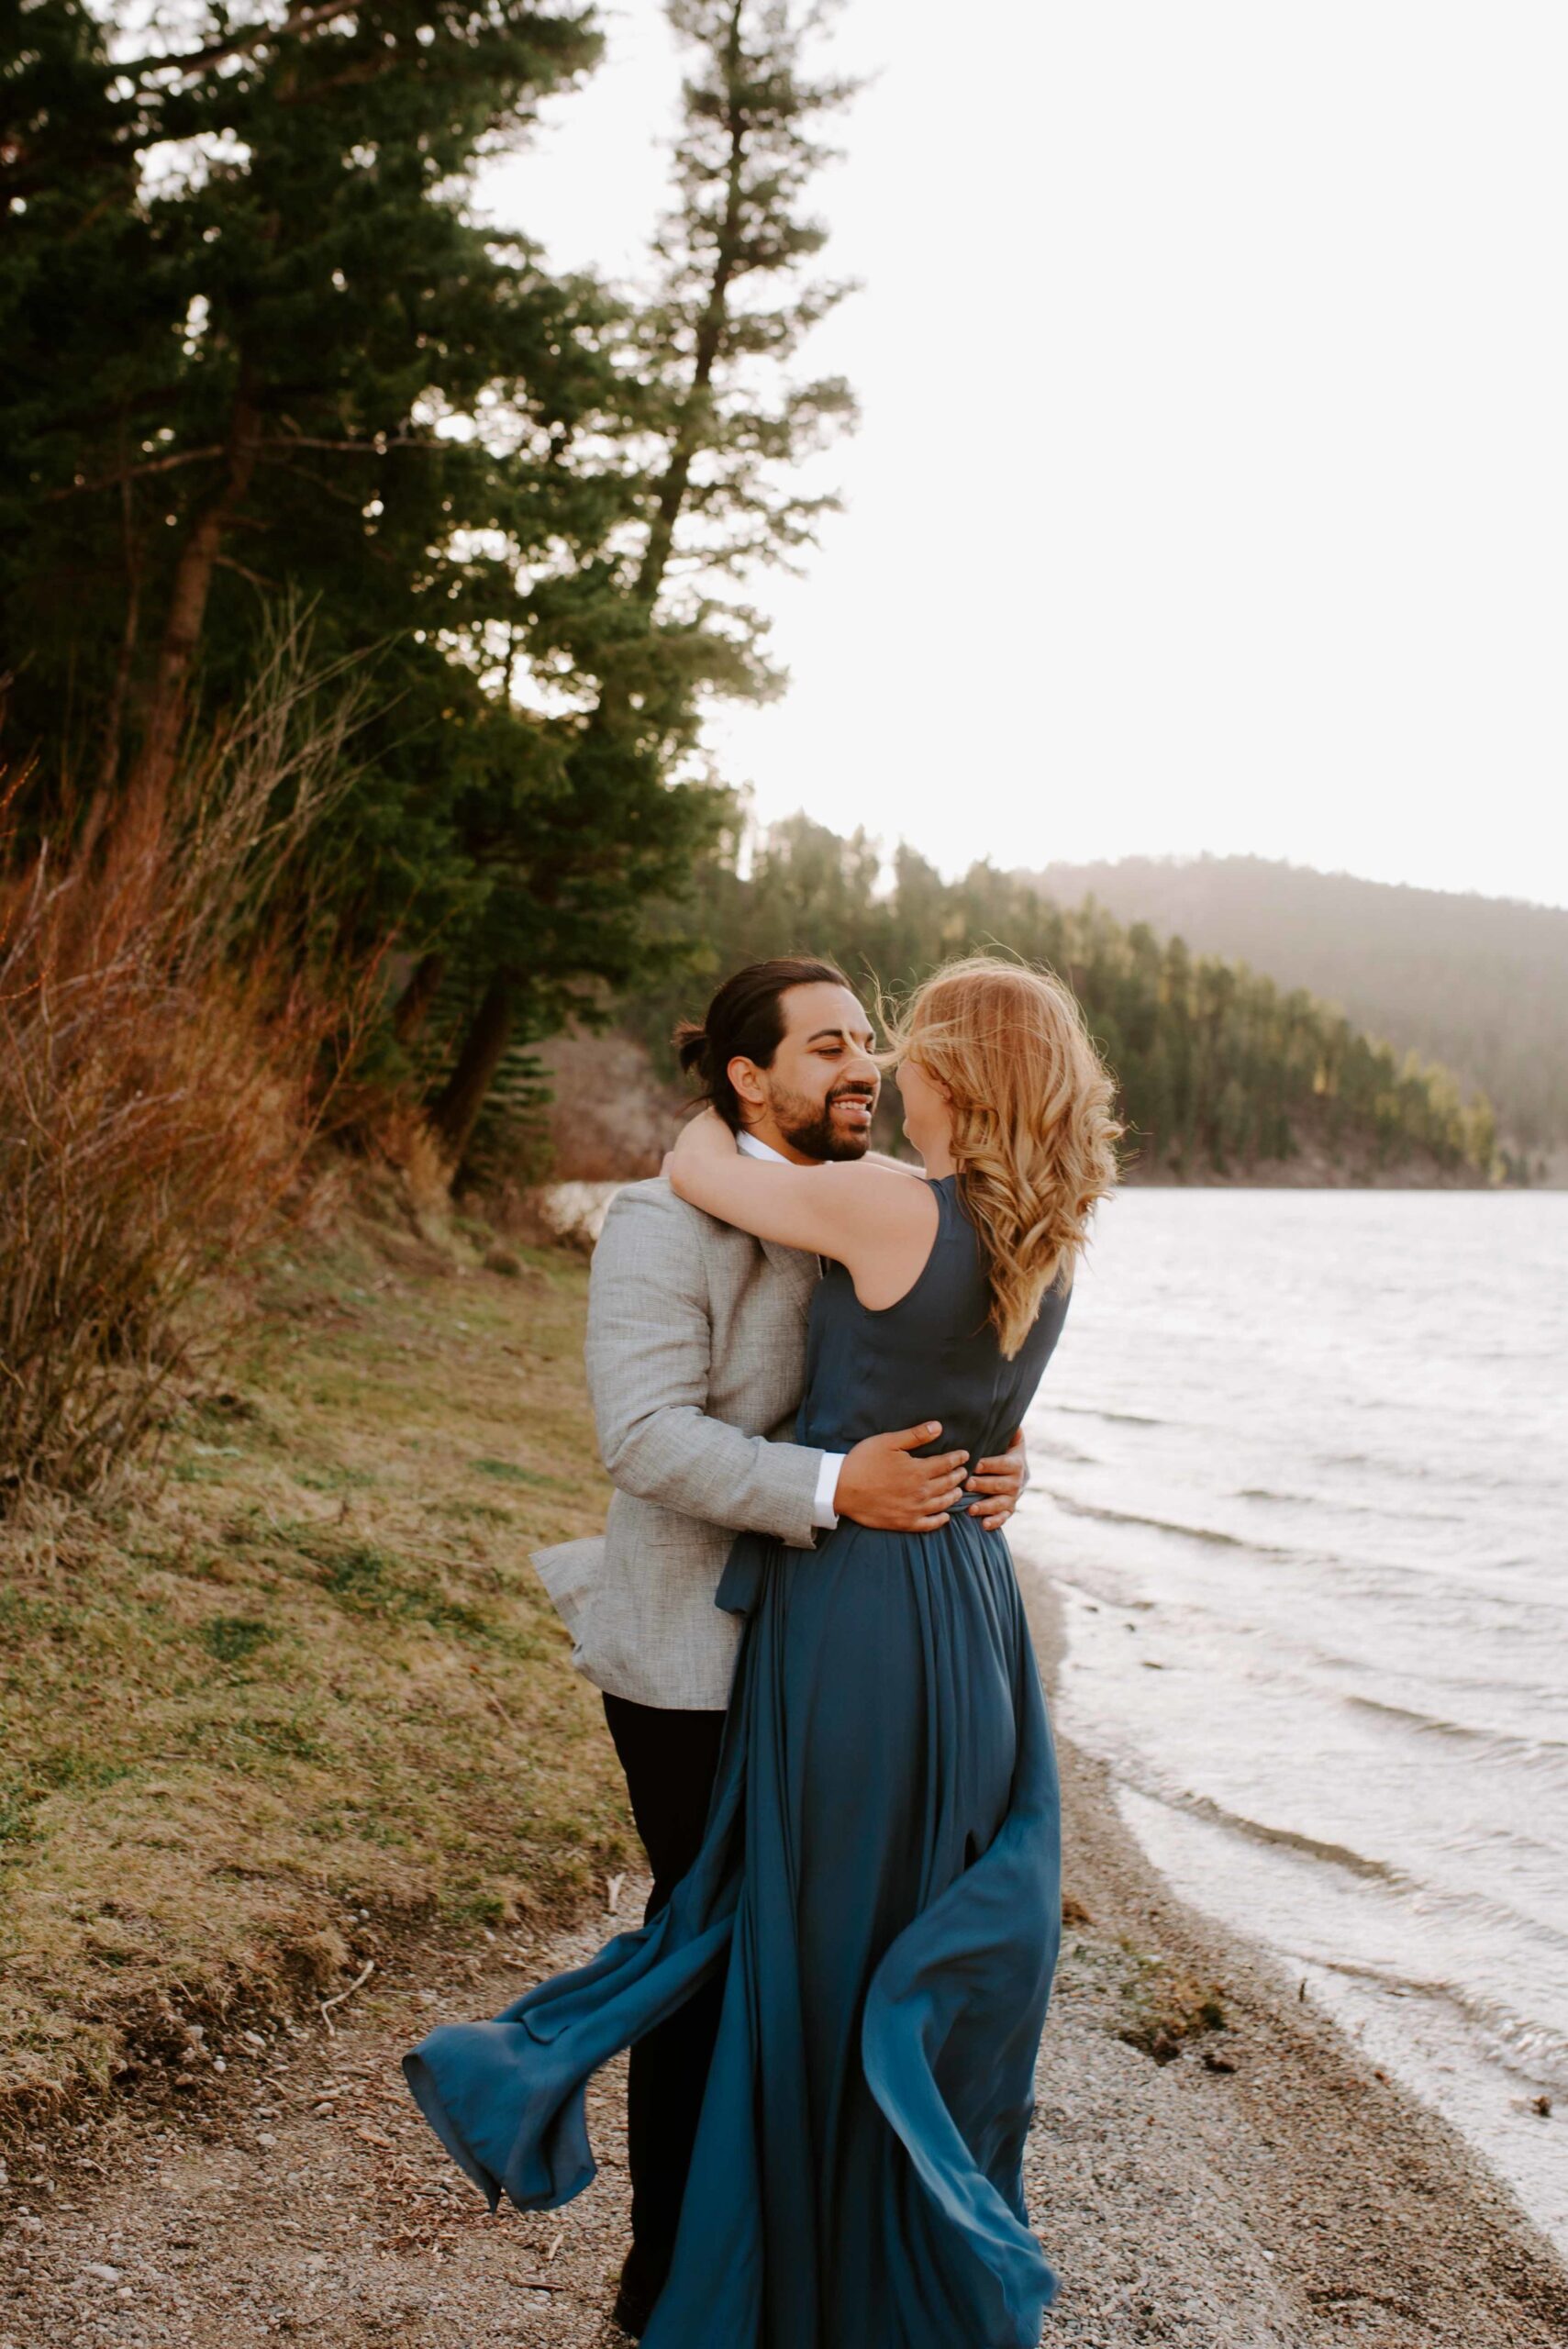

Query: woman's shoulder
821,1159,943,1232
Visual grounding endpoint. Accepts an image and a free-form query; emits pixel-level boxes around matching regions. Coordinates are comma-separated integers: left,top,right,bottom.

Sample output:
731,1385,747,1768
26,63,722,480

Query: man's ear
727,1055,768,1113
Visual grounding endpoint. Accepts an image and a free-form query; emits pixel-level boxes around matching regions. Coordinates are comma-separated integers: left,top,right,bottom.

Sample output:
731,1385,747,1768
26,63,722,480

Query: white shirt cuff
811,1452,844,1530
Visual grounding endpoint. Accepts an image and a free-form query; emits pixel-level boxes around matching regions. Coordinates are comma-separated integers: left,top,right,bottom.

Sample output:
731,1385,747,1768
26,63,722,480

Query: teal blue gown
404,1174,1072,2346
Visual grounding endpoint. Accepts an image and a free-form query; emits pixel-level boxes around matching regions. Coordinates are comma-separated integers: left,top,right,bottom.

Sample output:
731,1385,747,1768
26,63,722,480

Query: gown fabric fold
403,1173,1072,2348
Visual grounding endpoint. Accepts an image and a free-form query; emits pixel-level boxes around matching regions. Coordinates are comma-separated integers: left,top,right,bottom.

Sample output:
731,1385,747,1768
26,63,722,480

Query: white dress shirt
735,1130,844,1528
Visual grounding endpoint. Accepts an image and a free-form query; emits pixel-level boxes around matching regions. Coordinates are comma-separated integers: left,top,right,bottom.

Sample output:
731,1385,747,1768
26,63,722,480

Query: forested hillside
1024,855,1568,1172
613,820,1498,1186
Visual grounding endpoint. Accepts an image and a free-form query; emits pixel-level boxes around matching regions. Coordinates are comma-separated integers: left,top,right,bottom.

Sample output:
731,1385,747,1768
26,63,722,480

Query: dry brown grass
0,622,373,1502
1116,1942,1232,2066
0,1198,636,2152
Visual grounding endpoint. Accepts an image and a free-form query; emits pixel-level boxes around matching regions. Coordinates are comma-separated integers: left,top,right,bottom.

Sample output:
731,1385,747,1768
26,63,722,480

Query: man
533,957,1028,2338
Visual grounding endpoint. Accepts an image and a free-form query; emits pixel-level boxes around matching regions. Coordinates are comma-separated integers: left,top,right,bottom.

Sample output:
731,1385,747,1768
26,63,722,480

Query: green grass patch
469,1456,560,1487
432,1498,515,1526
293,1464,378,1495
32,1748,131,1793
169,1439,250,1485
233,1712,328,1763
200,1615,275,1666
315,1538,407,1609
0,1789,38,1850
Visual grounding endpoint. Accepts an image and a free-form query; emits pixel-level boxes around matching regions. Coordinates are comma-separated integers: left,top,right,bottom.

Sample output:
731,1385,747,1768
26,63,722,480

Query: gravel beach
5,1558,1567,2348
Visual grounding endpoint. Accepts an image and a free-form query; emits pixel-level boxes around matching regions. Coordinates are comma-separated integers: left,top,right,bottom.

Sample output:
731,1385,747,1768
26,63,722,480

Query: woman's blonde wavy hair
881,953,1121,1359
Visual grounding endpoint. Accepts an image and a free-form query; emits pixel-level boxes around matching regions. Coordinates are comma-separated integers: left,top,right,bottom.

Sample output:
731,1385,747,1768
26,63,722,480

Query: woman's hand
963,1429,1029,1531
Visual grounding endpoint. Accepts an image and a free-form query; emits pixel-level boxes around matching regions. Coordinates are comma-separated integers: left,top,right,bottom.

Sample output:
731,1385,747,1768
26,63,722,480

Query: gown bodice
797,1173,1071,1467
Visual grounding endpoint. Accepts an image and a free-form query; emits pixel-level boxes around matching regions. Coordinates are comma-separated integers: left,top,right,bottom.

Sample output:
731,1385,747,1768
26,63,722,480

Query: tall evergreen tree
419,0,860,1160
0,0,175,791
4,3,606,826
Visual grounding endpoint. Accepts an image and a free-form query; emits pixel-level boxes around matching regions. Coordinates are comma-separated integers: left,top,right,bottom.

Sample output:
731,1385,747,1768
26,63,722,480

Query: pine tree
4,3,609,820
422,0,861,1162
0,1,180,797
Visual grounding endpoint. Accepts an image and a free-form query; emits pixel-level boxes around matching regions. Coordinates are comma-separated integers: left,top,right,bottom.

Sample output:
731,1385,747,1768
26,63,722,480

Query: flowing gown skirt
404,1509,1063,2349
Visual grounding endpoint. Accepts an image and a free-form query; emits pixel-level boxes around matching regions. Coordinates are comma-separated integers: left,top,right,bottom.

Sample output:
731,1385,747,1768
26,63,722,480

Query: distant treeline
1027,854,1568,1168
624,819,1499,1183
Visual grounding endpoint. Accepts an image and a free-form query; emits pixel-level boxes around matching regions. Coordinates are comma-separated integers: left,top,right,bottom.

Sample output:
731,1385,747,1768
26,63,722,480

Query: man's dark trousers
601,1690,728,2316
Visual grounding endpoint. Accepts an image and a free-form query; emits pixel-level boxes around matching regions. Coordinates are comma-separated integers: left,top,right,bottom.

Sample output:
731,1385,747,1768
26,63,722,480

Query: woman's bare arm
668,1111,939,1309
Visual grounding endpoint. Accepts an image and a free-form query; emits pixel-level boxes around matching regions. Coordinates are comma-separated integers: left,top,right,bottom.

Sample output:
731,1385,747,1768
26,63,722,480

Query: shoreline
1018,1541,1568,2343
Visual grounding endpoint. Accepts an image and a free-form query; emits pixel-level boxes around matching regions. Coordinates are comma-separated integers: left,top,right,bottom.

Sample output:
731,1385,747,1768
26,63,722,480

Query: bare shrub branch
0,611,380,1502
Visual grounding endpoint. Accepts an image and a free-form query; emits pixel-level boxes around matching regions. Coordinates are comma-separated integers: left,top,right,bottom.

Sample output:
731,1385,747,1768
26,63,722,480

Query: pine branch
254,455,372,509
261,436,438,454
43,449,225,502
213,553,279,592
50,433,461,512
117,4,353,84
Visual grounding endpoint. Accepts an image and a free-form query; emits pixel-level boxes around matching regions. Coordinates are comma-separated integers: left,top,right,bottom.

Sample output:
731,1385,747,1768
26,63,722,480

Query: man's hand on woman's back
962,1428,1028,1531
834,1423,1028,1534
835,1424,969,1531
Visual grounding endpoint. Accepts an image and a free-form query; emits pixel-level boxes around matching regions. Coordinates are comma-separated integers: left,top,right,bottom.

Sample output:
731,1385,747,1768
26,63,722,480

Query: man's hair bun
673,1018,711,1080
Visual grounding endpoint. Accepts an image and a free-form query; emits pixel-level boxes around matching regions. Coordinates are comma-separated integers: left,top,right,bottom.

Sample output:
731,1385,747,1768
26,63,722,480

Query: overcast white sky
482,1,1568,909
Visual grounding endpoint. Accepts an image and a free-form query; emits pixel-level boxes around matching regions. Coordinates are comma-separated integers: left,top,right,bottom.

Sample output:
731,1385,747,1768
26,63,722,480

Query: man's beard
770,1081,876,1163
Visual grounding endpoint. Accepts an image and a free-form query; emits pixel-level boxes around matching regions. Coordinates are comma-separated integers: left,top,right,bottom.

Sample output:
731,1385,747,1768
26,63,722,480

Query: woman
403,953,1120,2347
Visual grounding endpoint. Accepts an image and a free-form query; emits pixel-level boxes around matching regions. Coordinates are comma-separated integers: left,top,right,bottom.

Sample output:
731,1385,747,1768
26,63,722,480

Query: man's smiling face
729,981,880,1163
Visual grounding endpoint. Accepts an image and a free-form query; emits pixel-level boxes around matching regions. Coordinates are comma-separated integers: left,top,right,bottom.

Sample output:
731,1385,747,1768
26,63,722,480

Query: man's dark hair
674,957,851,1133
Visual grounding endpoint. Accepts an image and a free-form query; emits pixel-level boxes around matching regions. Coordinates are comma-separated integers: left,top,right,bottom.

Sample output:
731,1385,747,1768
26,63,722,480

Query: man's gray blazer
531,1176,825,1710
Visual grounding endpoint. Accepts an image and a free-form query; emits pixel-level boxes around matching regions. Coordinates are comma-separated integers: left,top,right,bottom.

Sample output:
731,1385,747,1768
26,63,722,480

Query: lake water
1012,1188,1568,2254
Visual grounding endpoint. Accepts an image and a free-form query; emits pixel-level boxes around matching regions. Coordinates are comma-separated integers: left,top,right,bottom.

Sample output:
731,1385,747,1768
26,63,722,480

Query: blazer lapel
759,1235,819,1319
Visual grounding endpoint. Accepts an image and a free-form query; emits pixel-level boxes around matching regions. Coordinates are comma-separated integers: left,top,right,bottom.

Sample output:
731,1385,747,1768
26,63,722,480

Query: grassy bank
0,1197,638,2147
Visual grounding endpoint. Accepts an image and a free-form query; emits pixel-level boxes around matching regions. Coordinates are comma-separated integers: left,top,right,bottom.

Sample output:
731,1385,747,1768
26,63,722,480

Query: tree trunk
118,364,263,850
95,462,142,799
392,948,447,1047
428,973,514,1166
633,0,746,607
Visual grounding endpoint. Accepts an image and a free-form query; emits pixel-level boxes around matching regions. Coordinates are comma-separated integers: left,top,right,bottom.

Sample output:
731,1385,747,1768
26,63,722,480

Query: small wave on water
1317,1442,1533,1498
1045,1476,1568,1627
1040,1486,1291,1555
1235,1483,1464,1527
1049,1401,1166,1428
1343,1691,1568,1776
1153,1783,1407,1886
1106,1769,1568,2249
1313,1961,1568,2093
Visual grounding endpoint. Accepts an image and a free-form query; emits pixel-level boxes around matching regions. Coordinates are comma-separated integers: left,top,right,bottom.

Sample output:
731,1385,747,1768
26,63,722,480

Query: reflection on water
1015,1188,1568,2251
